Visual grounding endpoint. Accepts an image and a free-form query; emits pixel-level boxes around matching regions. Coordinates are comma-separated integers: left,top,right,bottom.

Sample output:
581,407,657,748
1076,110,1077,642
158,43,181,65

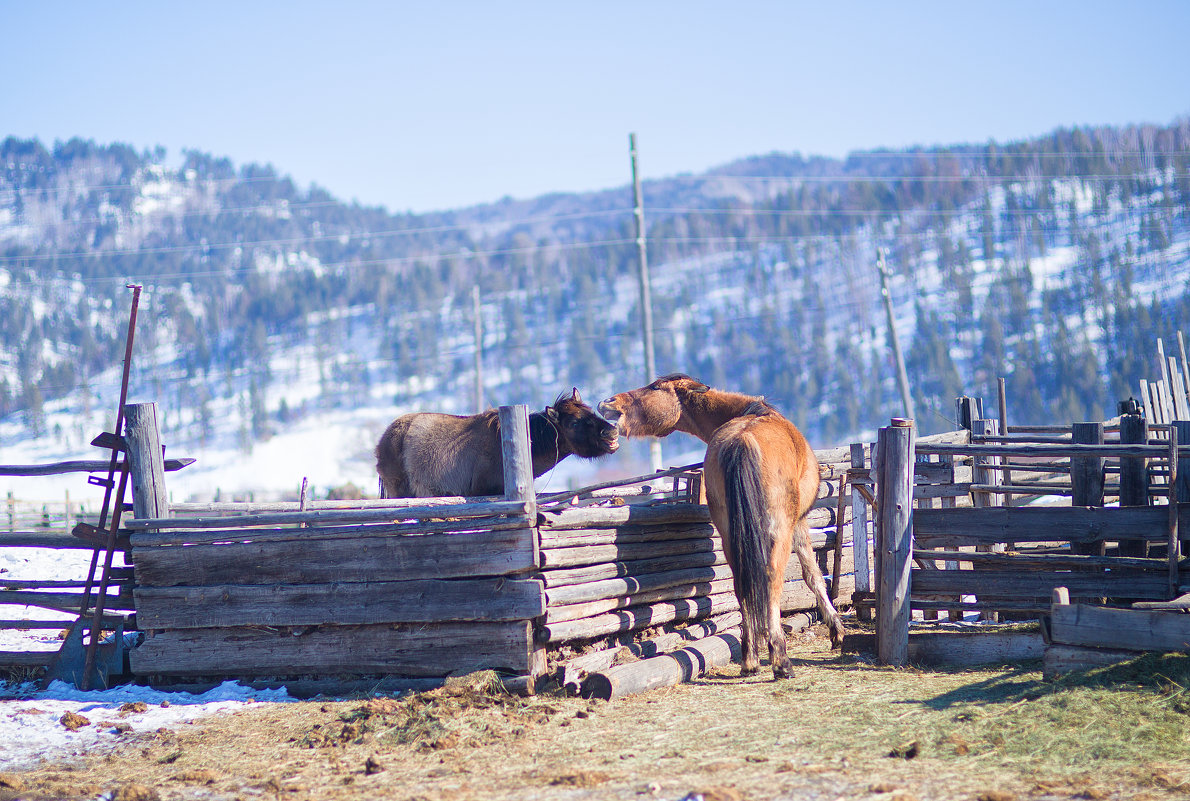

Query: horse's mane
741,397,778,417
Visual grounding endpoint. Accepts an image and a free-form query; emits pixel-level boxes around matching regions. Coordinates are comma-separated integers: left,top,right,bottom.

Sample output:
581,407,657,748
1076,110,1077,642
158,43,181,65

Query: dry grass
5,625,1190,801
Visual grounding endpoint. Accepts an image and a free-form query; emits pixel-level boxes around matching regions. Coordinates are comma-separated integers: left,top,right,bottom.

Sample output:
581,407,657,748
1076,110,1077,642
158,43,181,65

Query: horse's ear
571,387,581,403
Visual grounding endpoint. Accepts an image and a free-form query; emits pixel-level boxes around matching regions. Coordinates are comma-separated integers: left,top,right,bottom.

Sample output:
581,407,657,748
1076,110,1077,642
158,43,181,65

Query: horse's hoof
740,664,760,677
830,623,846,649
773,662,795,679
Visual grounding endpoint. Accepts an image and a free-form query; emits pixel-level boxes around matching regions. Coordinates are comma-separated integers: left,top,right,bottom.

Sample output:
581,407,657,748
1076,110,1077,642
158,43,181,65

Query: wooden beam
135,578,546,629
580,628,742,700
914,505,1189,545
124,500,531,530
131,526,537,586
876,420,914,667
129,621,536,678
1050,601,1190,652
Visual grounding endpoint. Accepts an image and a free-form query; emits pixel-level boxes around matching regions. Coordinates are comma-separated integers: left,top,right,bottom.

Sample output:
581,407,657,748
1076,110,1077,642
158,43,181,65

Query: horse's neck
681,390,767,441
527,411,568,474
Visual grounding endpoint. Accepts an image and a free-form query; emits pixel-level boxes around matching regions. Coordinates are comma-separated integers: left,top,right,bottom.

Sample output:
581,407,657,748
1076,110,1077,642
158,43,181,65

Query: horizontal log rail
915,505,1189,545
0,457,194,477
918,442,1178,459
129,515,530,548
0,617,125,630
125,499,532,530
536,462,703,505
168,495,481,515
912,548,1167,571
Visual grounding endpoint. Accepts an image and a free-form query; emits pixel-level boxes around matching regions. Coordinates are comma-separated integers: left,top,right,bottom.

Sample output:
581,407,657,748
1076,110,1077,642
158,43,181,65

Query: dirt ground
3,625,1189,801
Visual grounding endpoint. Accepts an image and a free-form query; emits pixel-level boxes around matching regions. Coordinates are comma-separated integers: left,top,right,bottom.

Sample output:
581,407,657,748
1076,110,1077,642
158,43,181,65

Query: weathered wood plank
1049,602,1190,652
539,551,727,588
129,515,531,547
539,523,715,549
546,578,736,624
0,588,134,613
541,592,740,644
1042,644,1140,680
915,505,1190,545
135,578,546,629
129,621,535,677
0,532,127,550
0,458,194,477
124,500,531,530
912,549,1166,571
538,503,710,530
911,569,1169,599
539,537,716,568
918,443,1171,458
843,630,1045,666
545,564,735,606
132,527,537,586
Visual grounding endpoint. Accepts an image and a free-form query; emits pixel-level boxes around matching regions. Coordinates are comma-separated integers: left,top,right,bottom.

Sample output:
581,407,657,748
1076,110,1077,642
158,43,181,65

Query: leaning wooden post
1118,413,1149,558
850,442,872,622
876,418,914,667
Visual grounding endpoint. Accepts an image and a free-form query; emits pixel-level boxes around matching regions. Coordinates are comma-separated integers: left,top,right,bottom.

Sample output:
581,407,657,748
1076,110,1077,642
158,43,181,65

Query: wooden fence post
1071,422,1105,557
876,418,914,667
498,404,545,687
125,403,170,526
850,443,872,622
1175,420,1190,567
1118,413,1149,558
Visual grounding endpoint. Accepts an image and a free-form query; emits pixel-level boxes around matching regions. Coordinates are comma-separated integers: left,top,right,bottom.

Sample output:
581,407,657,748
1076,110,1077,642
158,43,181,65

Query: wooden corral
115,401,865,696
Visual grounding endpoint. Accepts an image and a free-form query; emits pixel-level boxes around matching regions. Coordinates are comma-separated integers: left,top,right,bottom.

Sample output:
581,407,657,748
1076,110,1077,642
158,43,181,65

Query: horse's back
706,412,819,520
376,411,503,498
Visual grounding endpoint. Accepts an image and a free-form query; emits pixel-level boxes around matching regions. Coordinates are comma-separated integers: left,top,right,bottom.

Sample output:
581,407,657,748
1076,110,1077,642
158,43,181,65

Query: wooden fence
115,399,867,693
872,411,1190,666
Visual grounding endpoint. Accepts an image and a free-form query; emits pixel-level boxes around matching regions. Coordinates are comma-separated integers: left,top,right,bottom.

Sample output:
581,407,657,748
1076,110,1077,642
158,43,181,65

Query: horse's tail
718,434,773,654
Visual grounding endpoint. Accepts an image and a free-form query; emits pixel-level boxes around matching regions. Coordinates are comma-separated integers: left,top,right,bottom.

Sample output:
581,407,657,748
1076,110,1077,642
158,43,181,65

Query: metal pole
877,248,915,421
473,285,484,413
630,132,662,471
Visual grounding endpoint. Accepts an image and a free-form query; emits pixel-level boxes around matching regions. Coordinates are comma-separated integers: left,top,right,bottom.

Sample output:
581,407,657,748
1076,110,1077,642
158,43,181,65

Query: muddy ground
3,625,1188,801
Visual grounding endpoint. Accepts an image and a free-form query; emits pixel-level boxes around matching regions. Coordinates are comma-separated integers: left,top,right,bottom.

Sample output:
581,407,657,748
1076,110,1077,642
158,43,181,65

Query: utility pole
630,132,663,471
877,248,915,421
473,285,484,413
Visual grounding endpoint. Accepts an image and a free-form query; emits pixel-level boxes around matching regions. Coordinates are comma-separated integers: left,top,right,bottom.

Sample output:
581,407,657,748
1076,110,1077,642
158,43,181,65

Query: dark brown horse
376,389,619,498
598,374,843,677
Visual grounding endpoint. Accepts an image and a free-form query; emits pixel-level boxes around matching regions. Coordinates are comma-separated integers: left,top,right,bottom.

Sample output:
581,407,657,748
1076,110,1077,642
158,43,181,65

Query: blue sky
4,1,1189,213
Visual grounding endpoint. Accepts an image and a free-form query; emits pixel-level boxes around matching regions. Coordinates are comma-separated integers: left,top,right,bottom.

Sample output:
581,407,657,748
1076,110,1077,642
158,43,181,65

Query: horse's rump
712,429,774,654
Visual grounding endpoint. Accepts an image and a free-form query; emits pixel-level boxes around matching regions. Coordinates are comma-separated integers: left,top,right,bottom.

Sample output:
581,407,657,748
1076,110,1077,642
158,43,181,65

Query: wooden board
539,503,710,530
135,578,546,629
911,569,1168,599
132,527,536,586
539,537,716,568
129,621,535,678
1049,602,1190,652
842,630,1045,666
539,523,715,549
1042,644,1141,680
915,505,1188,546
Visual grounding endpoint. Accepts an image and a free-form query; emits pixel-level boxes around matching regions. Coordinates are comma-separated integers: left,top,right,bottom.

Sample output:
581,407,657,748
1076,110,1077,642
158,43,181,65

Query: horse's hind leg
792,519,846,647
734,573,762,675
768,595,793,678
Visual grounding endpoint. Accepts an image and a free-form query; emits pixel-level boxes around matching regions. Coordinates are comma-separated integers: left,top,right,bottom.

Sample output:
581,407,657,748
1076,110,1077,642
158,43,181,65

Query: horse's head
550,388,619,458
598,374,710,439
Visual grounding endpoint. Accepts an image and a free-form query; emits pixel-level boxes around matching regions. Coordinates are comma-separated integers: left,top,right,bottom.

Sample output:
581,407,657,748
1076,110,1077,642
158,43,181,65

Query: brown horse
598,374,844,677
376,389,619,498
